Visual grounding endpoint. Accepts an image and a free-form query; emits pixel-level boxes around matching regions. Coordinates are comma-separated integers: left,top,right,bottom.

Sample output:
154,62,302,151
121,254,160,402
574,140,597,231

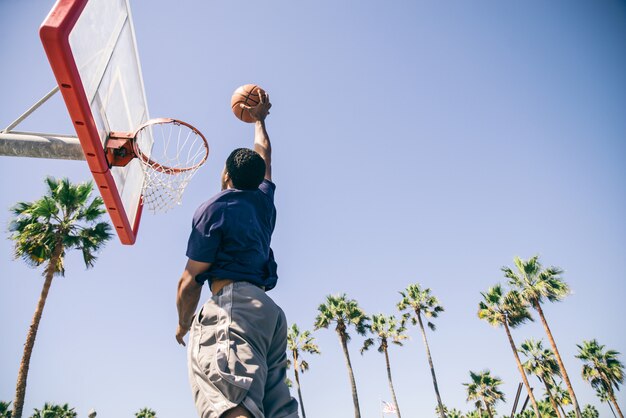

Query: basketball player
175,91,298,418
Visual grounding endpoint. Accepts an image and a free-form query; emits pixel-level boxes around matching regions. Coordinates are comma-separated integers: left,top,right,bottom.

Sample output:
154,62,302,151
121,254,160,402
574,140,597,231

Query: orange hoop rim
132,117,209,174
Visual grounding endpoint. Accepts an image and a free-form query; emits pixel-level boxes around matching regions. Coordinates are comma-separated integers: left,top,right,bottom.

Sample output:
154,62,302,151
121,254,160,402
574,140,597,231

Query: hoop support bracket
105,132,136,167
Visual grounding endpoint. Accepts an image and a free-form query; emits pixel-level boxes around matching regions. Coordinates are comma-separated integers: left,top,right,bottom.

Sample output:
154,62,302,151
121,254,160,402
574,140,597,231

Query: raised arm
254,119,272,181
241,90,272,181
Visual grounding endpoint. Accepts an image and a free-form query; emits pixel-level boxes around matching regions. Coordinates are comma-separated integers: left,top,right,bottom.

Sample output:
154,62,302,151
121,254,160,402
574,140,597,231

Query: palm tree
478,284,541,417
515,400,558,418
520,338,563,418
445,408,464,418
135,408,157,418
397,283,446,418
472,400,485,418
287,323,321,418
595,387,618,418
31,403,77,418
466,409,487,418
9,177,112,418
550,380,572,417
576,339,624,418
565,405,600,418
464,370,505,418
503,256,582,418
435,405,449,417
314,294,369,418
436,405,466,418
581,405,599,418
0,402,12,418
361,314,407,418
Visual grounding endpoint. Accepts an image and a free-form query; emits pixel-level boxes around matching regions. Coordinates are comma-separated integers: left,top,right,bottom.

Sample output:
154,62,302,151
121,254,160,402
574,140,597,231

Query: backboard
40,0,150,245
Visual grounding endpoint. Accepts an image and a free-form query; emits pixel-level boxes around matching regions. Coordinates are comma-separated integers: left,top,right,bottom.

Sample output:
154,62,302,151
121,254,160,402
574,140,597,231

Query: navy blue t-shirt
186,179,278,291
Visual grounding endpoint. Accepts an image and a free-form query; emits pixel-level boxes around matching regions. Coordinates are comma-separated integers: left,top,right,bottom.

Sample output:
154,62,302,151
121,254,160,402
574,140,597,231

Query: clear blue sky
1,1,625,417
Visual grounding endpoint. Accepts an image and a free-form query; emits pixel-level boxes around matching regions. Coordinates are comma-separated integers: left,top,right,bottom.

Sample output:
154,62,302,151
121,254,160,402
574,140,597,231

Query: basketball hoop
106,118,209,212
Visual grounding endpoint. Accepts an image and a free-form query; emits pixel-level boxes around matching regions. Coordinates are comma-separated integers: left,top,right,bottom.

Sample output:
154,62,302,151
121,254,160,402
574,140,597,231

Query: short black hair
225,148,266,190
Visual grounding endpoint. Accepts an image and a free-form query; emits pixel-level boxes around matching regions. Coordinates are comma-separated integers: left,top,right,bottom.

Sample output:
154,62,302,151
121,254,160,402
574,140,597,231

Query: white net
134,119,208,212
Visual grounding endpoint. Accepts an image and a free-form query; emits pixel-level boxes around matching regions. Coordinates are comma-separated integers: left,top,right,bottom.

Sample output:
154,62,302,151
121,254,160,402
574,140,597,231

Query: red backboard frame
40,0,142,245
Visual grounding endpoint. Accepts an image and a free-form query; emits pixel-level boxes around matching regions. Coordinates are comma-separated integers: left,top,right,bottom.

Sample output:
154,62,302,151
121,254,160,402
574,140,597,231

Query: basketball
231,84,266,123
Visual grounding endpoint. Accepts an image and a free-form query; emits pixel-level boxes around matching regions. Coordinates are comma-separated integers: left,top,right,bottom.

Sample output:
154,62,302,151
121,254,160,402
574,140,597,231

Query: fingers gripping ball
231,84,266,123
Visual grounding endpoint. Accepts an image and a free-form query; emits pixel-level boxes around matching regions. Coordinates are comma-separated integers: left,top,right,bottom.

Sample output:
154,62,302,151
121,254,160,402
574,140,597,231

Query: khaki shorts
187,281,299,418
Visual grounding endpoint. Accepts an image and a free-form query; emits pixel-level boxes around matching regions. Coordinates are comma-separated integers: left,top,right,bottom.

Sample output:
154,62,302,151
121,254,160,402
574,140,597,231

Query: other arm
175,259,211,346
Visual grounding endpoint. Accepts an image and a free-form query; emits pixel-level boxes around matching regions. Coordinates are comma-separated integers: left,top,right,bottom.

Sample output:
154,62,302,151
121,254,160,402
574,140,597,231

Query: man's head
222,148,266,190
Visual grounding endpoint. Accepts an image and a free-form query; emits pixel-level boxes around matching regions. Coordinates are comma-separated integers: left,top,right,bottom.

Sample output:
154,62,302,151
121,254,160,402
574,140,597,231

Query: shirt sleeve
186,203,225,263
258,179,276,201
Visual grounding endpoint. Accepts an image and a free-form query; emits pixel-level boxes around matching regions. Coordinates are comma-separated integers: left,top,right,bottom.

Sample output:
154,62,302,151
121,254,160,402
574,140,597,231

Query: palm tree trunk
13,243,61,418
292,352,306,418
503,320,541,418
559,403,567,418
542,378,563,418
483,400,493,418
533,302,582,418
337,330,361,418
607,389,624,418
416,313,446,418
607,399,618,418
383,346,401,418
547,376,567,418
557,397,567,418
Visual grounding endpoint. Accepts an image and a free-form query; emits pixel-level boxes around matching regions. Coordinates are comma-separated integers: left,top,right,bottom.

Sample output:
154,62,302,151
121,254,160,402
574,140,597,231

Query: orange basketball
231,84,266,123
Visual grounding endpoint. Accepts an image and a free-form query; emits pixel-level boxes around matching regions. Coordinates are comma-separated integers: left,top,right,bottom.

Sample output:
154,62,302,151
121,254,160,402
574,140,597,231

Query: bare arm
254,120,271,181
175,259,211,346
242,90,272,181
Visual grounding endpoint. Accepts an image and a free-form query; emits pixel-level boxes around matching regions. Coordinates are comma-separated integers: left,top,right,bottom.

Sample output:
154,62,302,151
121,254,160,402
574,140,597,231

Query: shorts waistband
211,279,265,296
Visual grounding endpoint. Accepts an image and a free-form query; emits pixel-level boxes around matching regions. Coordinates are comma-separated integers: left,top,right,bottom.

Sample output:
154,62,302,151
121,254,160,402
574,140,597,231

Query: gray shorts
187,281,299,418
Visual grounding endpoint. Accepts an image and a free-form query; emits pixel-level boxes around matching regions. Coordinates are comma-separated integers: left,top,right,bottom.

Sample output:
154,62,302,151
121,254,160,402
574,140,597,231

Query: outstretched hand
240,89,271,122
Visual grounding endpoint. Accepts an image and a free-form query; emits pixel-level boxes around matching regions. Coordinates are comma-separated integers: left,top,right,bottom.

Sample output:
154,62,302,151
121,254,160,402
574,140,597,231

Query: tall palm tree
503,256,582,418
478,284,541,417
287,323,321,418
576,339,624,418
361,313,407,418
8,177,112,418
464,370,505,418
397,283,446,418
314,294,369,418
520,339,563,418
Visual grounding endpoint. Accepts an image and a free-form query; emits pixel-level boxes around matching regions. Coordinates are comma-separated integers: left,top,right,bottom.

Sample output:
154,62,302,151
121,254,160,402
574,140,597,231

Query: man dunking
175,90,299,418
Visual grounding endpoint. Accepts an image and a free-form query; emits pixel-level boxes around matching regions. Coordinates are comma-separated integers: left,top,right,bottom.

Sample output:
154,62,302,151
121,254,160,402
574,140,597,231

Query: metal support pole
0,132,84,160
0,85,86,160
3,85,60,133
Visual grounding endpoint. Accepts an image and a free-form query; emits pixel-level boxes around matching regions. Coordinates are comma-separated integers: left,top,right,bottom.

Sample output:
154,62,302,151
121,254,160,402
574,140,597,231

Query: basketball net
134,120,208,212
